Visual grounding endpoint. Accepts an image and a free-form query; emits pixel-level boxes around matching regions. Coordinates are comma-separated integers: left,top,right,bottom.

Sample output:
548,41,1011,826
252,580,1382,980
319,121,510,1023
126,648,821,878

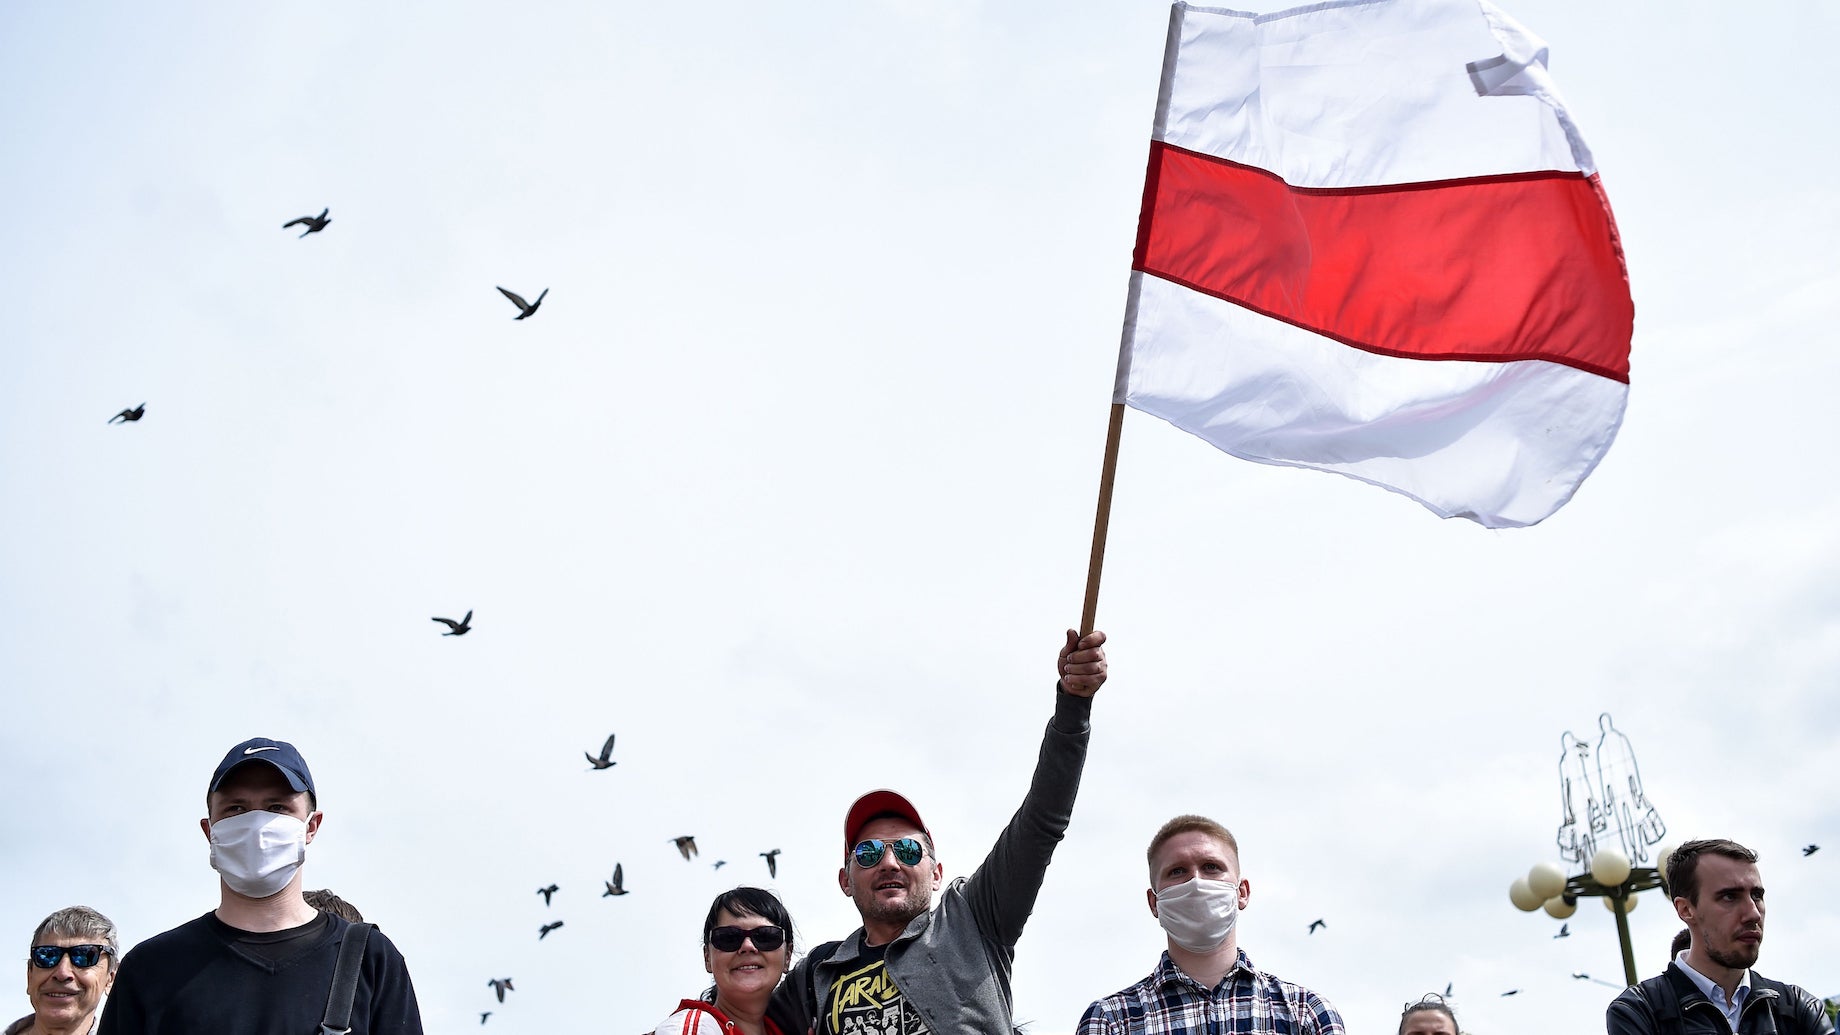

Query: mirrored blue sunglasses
30,944,111,970
851,837,926,868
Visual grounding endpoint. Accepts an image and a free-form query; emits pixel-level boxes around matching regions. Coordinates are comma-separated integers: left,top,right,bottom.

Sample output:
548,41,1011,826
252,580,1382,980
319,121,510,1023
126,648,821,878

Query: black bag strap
808,938,842,972
797,941,844,1035
320,922,373,1035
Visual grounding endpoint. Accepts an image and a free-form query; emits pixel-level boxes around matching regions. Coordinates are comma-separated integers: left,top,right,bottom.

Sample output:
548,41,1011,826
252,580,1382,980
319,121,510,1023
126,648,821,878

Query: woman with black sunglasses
12,906,118,1035
654,888,798,1035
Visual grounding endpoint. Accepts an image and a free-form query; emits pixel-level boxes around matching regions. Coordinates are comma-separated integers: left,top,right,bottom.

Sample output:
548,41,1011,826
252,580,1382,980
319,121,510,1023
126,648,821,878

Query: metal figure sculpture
1555,712,1665,872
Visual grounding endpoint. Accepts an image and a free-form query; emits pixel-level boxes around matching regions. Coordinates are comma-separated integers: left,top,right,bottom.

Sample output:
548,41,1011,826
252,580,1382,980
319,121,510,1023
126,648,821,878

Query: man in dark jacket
1606,839,1831,1035
773,629,1108,1035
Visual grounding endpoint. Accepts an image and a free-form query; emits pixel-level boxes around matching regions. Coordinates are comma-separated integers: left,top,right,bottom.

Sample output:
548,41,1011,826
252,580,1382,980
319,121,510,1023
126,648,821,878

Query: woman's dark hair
1399,994,1458,1035
702,887,796,956
700,887,799,1019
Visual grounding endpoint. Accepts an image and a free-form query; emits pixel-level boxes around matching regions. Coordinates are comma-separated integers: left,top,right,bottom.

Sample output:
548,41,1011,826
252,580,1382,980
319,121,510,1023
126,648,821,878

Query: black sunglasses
30,944,111,970
852,837,926,868
709,925,786,952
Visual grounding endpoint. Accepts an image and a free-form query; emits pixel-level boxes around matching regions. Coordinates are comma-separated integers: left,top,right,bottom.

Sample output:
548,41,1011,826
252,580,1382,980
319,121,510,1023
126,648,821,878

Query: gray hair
31,906,120,969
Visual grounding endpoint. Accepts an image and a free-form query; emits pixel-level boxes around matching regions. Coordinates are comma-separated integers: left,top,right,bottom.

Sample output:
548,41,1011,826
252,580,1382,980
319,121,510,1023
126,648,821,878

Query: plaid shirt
1078,950,1345,1035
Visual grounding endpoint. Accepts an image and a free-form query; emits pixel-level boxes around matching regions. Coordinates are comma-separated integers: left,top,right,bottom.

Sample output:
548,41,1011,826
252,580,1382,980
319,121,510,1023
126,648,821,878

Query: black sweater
98,912,423,1035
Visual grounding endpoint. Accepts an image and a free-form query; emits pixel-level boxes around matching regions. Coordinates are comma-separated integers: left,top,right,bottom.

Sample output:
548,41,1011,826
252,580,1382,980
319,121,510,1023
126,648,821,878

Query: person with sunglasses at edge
13,906,119,1035
773,629,1108,1035
656,888,801,1035
97,738,424,1035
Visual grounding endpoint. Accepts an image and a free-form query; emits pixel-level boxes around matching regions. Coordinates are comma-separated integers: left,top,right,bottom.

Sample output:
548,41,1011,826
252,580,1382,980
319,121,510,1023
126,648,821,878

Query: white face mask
209,811,308,898
1154,876,1240,952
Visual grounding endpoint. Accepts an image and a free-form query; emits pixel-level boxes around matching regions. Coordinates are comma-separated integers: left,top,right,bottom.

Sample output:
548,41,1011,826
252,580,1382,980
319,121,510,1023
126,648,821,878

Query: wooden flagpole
1079,6,1180,638
1078,403,1125,637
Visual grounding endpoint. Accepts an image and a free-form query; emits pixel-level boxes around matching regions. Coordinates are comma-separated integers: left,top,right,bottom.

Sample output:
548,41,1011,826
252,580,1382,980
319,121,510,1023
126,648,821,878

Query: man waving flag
1114,0,1634,528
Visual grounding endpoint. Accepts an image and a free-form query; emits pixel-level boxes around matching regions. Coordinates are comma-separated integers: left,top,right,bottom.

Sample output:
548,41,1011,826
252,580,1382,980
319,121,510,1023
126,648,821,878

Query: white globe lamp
1509,876,1543,912
1655,842,1680,880
1591,848,1632,887
1528,861,1567,900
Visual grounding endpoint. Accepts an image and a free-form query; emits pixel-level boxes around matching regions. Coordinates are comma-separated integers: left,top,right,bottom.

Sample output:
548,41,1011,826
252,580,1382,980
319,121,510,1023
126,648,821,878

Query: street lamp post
1514,713,1676,988
1510,846,1673,986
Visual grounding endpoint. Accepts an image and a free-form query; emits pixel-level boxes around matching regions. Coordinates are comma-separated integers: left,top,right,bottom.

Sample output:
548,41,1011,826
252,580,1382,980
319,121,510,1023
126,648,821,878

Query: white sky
3,1,1837,1033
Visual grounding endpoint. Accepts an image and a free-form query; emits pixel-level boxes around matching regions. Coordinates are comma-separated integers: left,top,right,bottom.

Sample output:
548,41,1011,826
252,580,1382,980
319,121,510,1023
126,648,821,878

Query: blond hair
1146,815,1240,880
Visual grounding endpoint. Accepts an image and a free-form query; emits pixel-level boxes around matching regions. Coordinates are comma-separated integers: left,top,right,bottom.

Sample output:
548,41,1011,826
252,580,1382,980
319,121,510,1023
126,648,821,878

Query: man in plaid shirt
1078,815,1344,1035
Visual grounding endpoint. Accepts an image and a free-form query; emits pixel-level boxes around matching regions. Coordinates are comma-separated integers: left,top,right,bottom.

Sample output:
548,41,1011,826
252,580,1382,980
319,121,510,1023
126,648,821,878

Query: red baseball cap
843,789,934,855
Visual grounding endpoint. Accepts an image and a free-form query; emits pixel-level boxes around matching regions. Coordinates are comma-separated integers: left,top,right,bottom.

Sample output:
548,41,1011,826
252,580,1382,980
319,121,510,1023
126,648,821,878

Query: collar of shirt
1154,947,1255,997
1673,952,1751,1028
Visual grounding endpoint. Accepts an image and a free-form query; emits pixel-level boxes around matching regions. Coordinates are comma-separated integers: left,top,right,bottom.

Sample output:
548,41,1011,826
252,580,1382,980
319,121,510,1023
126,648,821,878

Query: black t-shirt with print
818,941,932,1035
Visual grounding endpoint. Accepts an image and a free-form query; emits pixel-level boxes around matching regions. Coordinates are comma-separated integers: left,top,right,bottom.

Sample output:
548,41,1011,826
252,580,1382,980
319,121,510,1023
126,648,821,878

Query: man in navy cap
100,737,425,1034
775,630,1109,1035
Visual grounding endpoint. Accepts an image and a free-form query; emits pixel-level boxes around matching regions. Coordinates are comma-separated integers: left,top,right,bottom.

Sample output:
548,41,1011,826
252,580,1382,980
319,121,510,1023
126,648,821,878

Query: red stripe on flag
1133,142,1633,382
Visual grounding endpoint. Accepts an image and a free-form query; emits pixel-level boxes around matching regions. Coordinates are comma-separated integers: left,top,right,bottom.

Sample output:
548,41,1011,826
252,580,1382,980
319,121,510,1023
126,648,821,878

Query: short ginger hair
1146,814,1240,880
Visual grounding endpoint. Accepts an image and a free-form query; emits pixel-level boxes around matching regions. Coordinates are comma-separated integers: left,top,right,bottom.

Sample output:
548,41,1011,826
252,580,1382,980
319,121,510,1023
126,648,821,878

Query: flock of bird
102,208,796,1029
105,209,548,429
104,213,1832,1022
443,727,782,1024
474,825,780,1024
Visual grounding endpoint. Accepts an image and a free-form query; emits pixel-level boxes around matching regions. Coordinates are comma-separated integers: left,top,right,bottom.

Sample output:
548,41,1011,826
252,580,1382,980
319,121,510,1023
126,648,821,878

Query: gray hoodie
776,688,1093,1034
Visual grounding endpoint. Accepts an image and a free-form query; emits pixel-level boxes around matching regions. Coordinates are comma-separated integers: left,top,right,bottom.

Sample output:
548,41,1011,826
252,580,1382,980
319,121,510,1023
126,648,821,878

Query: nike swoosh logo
243,746,279,755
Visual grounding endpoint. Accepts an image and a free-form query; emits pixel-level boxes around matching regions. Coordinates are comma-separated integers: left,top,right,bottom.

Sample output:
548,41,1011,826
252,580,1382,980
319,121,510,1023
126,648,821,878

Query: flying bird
536,884,558,907
1573,972,1622,989
432,610,473,636
487,978,513,1003
497,286,548,320
586,734,616,770
603,862,627,897
109,404,146,424
538,921,564,939
672,836,698,861
761,848,781,879
1307,919,1326,934
1804,845,1820,857
712,860,727,871
1500,989,1520,997
480,1013,491,1025
1554,923,1571,939
1444,982,1452,997
283,207,331,237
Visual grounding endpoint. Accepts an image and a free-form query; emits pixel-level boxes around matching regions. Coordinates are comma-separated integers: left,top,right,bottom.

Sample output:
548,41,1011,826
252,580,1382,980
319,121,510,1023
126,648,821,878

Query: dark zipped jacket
1606,962,1833,1035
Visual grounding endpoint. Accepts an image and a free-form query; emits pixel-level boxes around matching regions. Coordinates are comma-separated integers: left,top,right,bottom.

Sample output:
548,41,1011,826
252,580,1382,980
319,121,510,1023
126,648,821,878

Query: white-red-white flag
1116,0,1633,528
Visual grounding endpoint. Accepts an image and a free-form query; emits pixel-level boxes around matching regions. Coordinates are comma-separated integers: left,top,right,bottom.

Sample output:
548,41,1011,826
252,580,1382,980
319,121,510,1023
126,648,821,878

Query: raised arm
962,630,1107,949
